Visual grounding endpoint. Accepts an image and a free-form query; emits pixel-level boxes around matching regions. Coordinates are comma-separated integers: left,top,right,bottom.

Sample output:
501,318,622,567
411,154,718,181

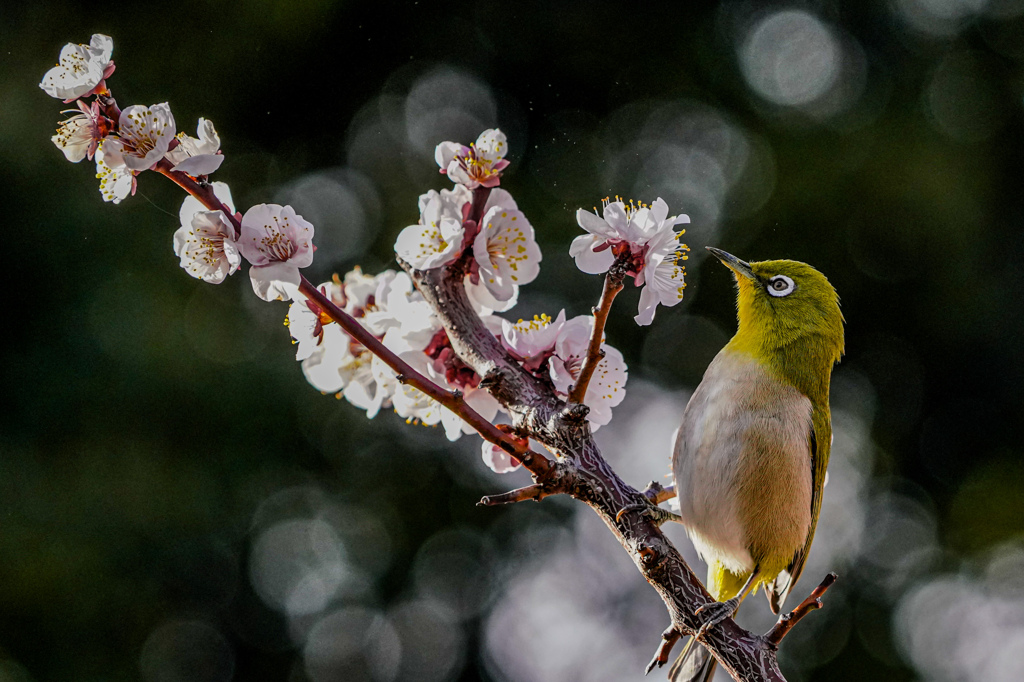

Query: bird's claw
694,596,741,638
614,498,681,527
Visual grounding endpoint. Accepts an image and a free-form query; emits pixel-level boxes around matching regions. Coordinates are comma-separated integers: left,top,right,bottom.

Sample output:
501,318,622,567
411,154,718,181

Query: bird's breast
672,350,813,576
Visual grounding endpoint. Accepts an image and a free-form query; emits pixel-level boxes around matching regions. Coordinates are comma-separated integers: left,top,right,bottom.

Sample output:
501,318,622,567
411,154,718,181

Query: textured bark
399,257,833,682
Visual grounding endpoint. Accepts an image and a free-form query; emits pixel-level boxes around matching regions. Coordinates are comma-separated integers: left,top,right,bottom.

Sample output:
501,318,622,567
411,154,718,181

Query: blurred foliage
3,0,1024,681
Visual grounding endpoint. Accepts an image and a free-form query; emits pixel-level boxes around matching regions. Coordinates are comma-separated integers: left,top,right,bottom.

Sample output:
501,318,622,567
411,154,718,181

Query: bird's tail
667,636,716,682
667,562,754,682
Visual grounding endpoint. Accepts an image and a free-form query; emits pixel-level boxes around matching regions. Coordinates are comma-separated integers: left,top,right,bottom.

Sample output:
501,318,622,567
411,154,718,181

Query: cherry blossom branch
765,572,837,648
144,136,543,475
300,278,548,475
40,37,834,682
568,264,625,405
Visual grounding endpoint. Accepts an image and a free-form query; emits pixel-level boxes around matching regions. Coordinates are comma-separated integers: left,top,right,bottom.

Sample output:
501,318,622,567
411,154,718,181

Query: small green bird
668,248,844,682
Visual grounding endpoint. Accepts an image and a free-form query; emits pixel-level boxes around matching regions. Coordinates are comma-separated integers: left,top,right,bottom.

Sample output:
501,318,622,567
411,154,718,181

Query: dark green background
3,1,1024,680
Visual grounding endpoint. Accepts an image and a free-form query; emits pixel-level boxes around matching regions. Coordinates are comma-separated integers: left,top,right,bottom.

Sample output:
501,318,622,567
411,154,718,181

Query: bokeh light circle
740,10,841,106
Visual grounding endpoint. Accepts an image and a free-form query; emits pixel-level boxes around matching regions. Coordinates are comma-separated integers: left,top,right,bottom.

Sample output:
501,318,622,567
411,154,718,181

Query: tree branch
568,265,625,405
764,573,837,649
478,483,552,506
153,161,239,235
142,127,546,476
298,276,550,476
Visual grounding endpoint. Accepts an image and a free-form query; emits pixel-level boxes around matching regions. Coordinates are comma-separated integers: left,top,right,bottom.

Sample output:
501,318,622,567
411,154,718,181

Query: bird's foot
693,596,742,638
614,497,681,527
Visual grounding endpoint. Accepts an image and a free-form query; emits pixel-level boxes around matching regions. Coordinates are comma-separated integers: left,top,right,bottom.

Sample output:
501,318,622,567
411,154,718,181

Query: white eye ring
767,275,795,297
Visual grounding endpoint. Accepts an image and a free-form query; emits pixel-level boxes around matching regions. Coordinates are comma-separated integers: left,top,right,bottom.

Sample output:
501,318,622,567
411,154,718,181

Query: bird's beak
706,247,755,280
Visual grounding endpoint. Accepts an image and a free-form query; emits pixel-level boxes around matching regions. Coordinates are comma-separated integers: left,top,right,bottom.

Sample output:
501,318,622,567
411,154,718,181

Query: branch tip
645,626,682,675
478,483,548,506
765,572,838,648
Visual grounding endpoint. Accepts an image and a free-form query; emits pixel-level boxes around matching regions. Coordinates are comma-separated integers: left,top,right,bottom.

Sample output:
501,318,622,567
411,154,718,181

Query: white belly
672,350,813,575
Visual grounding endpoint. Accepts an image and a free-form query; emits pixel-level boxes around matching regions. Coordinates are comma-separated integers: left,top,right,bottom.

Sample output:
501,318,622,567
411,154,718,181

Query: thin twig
764,573,838,648
478,483,551,506
153,161,239,235
299,277,550,476
568,267,625,404
645,626,682,675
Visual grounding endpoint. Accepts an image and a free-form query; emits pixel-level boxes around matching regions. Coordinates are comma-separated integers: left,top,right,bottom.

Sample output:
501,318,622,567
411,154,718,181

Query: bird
667,247,844,682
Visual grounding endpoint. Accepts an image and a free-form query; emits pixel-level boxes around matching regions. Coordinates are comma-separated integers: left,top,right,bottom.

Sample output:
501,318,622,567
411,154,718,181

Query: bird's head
707,247,844,363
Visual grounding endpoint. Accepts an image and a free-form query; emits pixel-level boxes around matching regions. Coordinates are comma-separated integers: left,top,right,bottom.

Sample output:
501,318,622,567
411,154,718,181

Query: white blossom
435,128,509,189
548,315,628,427
51,100,107,163
295,269,399,414
572,197,689,326
103,104,176,171
94,142,133,204
500,310,566,371
301,323,353,393
571,197,688,274
464,188,521,312
394,186,469,269
635,226,689,325
239,204,315,301
472,205,541,303
165,118,223,176
173,182,238,281
173,210,240,284
39,34,114,101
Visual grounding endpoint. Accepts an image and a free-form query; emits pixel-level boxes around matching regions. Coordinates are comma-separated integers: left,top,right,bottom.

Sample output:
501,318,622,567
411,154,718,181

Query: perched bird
668,248,844,682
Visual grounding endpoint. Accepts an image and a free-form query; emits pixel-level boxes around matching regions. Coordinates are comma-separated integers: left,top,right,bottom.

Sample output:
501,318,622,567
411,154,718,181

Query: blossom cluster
573,197,690,325
43,34,224,206
42,35,314,302
42,36,692,474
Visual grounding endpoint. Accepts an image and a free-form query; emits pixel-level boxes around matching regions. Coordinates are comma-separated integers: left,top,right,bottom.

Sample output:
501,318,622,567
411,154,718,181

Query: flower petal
172,154,224,176
250,261,301,301
569,235,615,274
481,440,521,474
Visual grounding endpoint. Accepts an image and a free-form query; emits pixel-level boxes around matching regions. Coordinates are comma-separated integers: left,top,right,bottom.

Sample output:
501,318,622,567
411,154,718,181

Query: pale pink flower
165,118,223,176
39,34,115,101
500,310,566,371
572,196,689,326
173,211,239,284
102,104,176,171
51,100,109,163
471,205,541,304
549,315,628,427
94,142,134,204
239,204,315,301
435,129,509,188
394,186,469,269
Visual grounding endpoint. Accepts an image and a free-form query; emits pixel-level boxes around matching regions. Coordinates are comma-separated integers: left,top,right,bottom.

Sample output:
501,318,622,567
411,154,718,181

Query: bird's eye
767,275,795,297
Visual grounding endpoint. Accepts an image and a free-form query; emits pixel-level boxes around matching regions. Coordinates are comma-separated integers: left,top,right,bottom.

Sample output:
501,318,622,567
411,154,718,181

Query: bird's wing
769,406,831,614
